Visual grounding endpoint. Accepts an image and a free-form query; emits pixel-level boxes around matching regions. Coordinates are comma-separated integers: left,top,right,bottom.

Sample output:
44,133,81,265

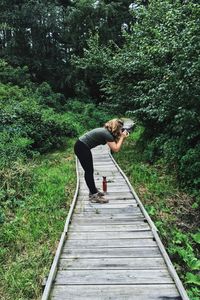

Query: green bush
0,131,32,168
35,82,66,112
0,82,78,154
179,146,200,189
0,59,30,87
66,99,114,131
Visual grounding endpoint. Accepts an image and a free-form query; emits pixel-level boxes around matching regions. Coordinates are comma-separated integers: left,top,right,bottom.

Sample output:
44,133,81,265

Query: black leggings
74,140,97,194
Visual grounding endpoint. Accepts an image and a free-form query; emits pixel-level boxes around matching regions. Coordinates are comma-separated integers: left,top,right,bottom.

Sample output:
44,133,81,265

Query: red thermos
102,176,107,193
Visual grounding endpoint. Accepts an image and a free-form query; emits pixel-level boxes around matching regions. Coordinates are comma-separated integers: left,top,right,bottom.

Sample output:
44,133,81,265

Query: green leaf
188,259,200,271
192,232,200,244
185,273,200,286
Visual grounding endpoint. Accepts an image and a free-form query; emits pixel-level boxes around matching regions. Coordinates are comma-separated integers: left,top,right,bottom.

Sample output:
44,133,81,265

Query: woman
74,119,129,203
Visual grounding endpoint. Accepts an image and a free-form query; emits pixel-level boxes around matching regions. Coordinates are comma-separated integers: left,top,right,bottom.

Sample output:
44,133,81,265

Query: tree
0,0,133,98
73,0,200,190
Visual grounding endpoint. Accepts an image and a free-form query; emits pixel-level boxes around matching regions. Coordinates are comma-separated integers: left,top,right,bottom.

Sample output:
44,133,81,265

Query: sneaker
89,190,105,197
89,193,109,204
97,191,105,197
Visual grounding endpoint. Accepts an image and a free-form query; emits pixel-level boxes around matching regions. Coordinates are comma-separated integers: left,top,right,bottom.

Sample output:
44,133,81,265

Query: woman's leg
74,140,97,194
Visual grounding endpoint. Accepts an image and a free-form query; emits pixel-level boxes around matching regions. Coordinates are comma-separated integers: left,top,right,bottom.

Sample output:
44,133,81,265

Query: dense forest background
1,0,199,190
0,0,200,299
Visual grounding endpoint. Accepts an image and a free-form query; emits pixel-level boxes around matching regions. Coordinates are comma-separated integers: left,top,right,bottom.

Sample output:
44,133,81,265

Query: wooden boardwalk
42,145,189,300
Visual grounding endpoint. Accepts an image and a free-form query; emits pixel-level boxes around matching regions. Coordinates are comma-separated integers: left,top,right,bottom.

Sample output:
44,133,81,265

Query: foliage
73,0,200,191
66,98,114,130
0,82,77,154
0,59,30,87
34,82,66,112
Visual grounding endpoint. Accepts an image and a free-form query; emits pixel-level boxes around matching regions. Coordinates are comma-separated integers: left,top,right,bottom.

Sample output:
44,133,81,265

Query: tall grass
0,140,76,300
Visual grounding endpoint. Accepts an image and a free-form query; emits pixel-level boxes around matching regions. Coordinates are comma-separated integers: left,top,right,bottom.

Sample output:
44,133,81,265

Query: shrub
0,82,78,154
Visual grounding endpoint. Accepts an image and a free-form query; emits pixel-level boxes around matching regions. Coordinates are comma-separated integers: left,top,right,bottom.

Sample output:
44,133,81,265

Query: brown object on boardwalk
42,145,189,300
102,176,107,193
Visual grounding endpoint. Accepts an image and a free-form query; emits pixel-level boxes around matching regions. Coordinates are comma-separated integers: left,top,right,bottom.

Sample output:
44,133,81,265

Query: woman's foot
89,189,105,197
89,193,109,204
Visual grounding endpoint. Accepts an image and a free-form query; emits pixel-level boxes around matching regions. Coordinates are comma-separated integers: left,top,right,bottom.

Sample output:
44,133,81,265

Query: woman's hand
107,130,129,152
121,130,129,138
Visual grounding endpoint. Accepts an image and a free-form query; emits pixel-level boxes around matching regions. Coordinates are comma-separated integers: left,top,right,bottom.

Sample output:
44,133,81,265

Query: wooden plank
51,284,181,300
92,165,116,169
72,216,145,224
79,177,125,181
90,159,112,163
54,269,173,285
75,203,137,210
79,179,127,184
80,190,132,195
79,173,118,178
92,161,114,164
79,178,127,183
92,166,119,170
67,231,153,240
79,178,126,183
73,214,143,220
93,175,125,180
79,186,129,191
72,213,143,219
59,257,166,270
71,220,146,226
77,197,136,202
61,247,161,258
80,175,125,179
75,203,138,209
79,193,134,198
74,206,140,214
79,168,121,173
69,223,150,232
64,238,156,248
76,200,136,206
79,171,122,177
73,210,145,220
76,201,137,206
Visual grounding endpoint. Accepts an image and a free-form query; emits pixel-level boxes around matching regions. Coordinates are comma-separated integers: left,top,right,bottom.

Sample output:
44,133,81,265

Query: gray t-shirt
79,128,115,149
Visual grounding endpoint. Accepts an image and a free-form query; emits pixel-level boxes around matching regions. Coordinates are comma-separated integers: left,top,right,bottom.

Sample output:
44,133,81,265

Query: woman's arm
107,131,129,152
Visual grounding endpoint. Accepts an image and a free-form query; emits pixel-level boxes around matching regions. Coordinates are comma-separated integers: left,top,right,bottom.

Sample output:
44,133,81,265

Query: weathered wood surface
48,145,188,300
59,257,165,269
55,269,174,285
51,284,181,300
69,223,151,232
74,206,141,214
63,238,156,248
60,247,161,259
73,216,146,223
76,200,137,206
67,230,153,240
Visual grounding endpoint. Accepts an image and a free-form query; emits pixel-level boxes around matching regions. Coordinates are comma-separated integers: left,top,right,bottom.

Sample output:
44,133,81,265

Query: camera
122,123,135,134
